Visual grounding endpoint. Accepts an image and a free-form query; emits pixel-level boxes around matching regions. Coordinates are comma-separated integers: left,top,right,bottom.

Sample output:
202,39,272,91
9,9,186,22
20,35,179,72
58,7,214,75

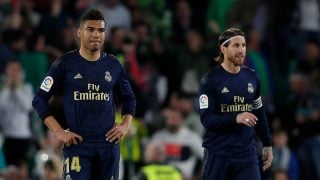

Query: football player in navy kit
32,9,136,180
199,28,273,180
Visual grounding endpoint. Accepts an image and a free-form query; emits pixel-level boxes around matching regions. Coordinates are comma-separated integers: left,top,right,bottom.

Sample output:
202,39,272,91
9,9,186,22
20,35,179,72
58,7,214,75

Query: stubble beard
87,44,101,53
229,55,245,66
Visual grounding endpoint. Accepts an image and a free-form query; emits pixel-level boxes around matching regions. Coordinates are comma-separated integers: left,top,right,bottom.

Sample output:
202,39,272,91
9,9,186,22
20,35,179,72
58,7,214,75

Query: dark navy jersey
32,50,136,147
198,65,271,163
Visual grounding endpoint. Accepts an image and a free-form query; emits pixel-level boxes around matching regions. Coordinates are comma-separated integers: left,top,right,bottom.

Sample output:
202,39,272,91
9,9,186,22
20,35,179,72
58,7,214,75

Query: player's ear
77,28,82,38
220,46,226,54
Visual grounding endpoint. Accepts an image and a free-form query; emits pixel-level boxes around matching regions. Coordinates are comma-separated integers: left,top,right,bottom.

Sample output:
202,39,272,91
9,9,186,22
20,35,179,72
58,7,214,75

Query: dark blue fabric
63,145,120,180
198,65,271,163
202,149,260,180
32,50,136,147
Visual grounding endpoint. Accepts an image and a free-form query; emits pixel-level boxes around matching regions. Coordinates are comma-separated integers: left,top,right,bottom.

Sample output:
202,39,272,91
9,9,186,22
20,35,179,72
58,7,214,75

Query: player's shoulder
52,50,78,67
241,65,256,74
206,65,225,79
60,50,79,60
200,66,220,85
101,52,124,67
241,65,260,80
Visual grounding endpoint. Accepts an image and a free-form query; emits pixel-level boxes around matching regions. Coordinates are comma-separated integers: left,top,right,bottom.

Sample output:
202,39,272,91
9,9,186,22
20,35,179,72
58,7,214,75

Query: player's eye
98,28,105,33
86,28,94,32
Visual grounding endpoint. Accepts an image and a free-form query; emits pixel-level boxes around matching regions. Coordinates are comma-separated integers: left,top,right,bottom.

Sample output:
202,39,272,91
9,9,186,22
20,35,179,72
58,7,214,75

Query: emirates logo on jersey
105,71,112,82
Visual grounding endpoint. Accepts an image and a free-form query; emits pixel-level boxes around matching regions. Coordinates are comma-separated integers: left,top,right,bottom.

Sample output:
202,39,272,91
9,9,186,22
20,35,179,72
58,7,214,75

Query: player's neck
221,61,241,74
79,48,101,61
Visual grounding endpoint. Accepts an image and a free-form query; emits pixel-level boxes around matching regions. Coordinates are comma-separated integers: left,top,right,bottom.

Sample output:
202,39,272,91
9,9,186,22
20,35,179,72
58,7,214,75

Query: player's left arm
252,76,273,171
106,63,136,143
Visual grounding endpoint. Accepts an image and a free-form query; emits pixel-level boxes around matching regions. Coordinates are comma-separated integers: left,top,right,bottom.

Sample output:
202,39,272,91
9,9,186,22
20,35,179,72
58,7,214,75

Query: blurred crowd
0,0,320,179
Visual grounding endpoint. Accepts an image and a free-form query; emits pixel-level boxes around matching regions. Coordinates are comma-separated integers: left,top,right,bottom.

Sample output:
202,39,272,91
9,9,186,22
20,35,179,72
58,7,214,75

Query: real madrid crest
66,175,72,180
105,71,112,82
248,83,254,93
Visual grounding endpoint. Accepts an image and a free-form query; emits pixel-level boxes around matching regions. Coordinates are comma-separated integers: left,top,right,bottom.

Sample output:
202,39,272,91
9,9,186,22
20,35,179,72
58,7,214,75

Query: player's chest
214,78,257,103
64,65,117,92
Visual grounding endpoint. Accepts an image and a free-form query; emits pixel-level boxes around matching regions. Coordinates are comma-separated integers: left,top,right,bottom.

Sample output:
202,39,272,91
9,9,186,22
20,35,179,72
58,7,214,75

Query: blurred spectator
150,107,203,179
295,38,320,88
115,111,148,180
125,21,166,118
271,130,299,180
291,73,320,138
133,142,182,180
206,0,234,35
73,0,96,18
127,0,171,39
0,36,14,75
38,0,72,57
0,60,33,167
273,169,289,180
95,0,131,35
125,1,148,26
285,72,320,145
33,131,63,180
2,164,27,180
1,6,27,56
2,29,26,55
59,26,78,52
171,0,193,45
105,26,127,64
292,0,320,59
19,32,49,91
132,0,166,20
43,159,60,180
176,91,204,136
178,29,211,95
265,0,295,77
1,2,23,32
285,72,320,180
227,0,260,30
20,0,41,29
297,136,320,180
150,35,178,103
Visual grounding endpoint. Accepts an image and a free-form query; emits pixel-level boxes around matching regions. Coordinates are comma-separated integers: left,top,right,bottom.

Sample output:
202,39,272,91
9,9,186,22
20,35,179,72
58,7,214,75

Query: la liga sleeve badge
40,76,54,92
199,94,208,109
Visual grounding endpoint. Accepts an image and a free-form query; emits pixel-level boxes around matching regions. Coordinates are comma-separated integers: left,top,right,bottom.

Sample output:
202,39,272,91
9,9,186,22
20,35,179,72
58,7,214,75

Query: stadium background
0,0,319,179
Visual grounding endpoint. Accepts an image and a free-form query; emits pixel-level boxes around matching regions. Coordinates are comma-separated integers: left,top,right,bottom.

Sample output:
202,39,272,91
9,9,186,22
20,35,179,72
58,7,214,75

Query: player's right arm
44,116,82,146
32,59,64,120
32,59,82,146
198,74,238,129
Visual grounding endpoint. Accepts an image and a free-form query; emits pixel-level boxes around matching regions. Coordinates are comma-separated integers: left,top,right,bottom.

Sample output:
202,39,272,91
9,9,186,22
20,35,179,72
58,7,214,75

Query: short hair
215,28,246,63
79,9,105,26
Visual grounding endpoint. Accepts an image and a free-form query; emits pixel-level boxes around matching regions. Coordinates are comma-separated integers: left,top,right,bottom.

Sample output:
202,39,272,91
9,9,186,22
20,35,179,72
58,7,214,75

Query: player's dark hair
215,28,246,63
80,9,105,26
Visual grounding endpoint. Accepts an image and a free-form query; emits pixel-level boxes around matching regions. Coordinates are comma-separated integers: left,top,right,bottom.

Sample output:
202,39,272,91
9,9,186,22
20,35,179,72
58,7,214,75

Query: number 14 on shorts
64,156,81,174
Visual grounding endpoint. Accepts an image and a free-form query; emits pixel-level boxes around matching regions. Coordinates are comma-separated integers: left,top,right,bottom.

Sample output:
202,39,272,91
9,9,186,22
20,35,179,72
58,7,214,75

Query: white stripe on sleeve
252,96,263,109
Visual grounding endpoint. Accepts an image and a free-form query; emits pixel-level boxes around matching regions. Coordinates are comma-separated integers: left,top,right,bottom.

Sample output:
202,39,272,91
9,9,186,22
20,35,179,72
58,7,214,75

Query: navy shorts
63,145,120,180
202,150,260,180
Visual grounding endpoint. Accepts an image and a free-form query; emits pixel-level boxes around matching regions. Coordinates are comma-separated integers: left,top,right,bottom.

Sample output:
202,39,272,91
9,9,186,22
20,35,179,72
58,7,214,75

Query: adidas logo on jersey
221,87,229,93
74,73,83,79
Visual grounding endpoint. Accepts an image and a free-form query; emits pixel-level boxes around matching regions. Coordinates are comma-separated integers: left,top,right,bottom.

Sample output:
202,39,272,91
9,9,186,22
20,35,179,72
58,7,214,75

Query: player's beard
228,54,245,66
89,42,102,52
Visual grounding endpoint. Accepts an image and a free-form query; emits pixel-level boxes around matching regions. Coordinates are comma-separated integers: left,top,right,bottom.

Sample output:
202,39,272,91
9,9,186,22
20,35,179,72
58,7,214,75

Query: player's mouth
90,40,100,44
